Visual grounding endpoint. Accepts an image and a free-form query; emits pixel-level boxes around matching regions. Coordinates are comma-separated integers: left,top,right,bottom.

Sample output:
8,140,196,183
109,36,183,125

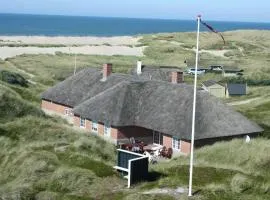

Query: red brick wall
86,119,92,130
73,115,81,127
85,119,102,135
73,115,92,131
181,140,191,154
103,63,112,79
163,134,172,148
41,100,72,115
171,71,184,83
64,111,192,154
73,117,118,142
111,128,118,140
163,134,191,154
98,123,104,136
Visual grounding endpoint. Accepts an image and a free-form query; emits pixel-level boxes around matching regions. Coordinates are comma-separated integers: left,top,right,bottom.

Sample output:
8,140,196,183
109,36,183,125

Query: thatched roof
130,65,182,82
73,80,263,140
41,68,136,107
41,66,183,107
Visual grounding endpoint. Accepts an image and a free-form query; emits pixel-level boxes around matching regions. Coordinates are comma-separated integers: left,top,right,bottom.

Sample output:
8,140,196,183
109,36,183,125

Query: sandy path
142,187,185,198
190,48,230,57
227,97,262,106
182,46,230,57
198,49,230,57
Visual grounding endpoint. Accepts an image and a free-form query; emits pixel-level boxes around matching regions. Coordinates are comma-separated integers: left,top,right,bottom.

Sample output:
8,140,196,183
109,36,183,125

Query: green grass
0,79,120,199
1,30,270,199
0,115,121,199
0,84,44,123
139,139,270,199
6,53,140,86
139,30,270,79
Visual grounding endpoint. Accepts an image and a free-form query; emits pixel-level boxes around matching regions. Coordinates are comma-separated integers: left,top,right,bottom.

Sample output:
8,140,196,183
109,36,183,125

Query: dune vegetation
0,30,270,199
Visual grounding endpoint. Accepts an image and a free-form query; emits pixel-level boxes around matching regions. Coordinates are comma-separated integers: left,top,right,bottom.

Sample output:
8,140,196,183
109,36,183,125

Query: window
172,137,181,150
104,123,111,137
153,131,163,145
80,117,85,128
92,121,98,133
65,108,73,116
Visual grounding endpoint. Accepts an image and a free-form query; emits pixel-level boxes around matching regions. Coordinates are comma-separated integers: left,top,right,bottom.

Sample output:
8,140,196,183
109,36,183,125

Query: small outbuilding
202,80,226,98
226,83,247,96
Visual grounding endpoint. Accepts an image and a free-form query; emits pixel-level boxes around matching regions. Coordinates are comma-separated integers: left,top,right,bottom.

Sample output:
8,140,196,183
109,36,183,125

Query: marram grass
1,30,270,199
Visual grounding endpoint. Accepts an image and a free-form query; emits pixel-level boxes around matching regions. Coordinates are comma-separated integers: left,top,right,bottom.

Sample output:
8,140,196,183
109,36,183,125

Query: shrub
221,77,270,86
0,87,44,123
0,70,28,87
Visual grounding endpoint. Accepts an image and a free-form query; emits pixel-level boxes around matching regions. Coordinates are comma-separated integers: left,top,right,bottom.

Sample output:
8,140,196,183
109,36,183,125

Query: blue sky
1,0,269,22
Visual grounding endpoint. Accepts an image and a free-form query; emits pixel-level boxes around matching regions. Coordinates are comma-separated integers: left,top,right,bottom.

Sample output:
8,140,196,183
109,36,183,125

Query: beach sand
0,36,141,45
0,36,145,59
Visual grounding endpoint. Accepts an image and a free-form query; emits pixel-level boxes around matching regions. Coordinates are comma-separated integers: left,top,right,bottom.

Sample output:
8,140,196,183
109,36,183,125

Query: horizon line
1,12,270,24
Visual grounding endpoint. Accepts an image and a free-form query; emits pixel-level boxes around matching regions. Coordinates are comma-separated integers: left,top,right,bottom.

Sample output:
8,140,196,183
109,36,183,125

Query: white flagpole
73,53,77,76
188,14,201,197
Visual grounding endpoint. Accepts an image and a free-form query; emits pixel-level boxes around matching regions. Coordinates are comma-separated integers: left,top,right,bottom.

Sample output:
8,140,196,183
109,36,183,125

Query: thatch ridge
130,65,183,82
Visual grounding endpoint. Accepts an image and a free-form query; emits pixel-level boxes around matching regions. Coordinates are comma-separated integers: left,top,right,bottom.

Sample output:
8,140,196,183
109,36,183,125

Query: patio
118,137,173,163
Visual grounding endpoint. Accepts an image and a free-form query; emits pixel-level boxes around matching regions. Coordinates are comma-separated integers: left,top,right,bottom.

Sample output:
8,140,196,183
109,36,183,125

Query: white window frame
80,117,86,128
64,108,73,116
172,137,181,151
104,123,111,137
92,121,98,133
153,131,163,145
64,108,69,115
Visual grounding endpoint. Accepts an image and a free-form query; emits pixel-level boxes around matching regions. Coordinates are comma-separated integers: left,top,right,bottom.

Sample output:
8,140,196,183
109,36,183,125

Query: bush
221,77,270,86
0,87,44,123
0,70,28,87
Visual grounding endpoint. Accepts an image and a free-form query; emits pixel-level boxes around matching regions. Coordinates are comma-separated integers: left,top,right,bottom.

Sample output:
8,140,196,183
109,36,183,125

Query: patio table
143,144,163,152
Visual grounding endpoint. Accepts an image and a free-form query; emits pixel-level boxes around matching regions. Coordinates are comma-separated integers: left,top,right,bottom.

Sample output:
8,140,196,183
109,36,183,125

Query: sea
1,13,270,36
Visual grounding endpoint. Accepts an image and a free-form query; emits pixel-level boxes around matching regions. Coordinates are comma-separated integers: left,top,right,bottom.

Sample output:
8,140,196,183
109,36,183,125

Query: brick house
41,63,262,154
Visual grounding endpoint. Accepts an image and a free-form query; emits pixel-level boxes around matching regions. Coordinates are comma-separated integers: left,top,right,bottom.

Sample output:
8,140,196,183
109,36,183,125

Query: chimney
171,71,184,84
102,63,112,81
137,60,142,75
